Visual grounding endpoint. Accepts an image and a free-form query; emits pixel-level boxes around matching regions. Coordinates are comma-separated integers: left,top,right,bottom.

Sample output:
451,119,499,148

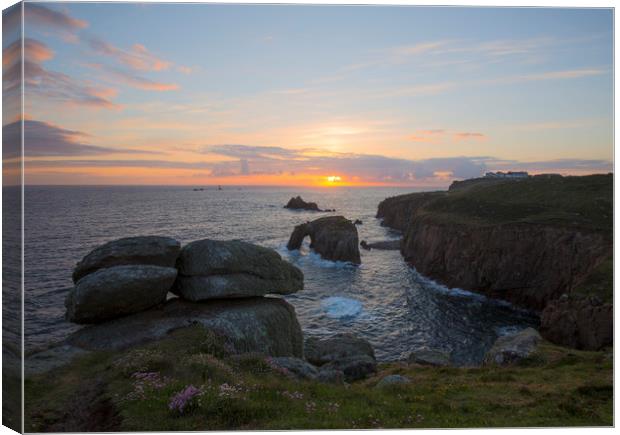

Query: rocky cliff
401,218,610,310
377,174,613,350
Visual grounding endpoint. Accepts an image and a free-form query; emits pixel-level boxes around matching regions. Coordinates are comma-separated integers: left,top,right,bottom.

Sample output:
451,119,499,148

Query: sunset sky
2,3,613,186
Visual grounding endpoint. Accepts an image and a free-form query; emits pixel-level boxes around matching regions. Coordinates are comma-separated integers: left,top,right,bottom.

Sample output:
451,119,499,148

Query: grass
416,174,612,238
25,325,613,431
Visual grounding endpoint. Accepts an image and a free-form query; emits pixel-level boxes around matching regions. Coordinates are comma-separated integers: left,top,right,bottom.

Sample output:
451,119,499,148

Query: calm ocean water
23,185,537,365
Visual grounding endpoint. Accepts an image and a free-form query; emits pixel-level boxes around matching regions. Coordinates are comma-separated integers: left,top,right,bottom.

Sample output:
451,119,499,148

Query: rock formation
67,236,181,323
72,236,180,282
401,220,609,310
540,295,612,350
285,196,323,211
67,297,303,356
304,333,377,381
173,239,303,301
56,236,305,374
66,265,177,323
483,328,541,366
287,216,361,264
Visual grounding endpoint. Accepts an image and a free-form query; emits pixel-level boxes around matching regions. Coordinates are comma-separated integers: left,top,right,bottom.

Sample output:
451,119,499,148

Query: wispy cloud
26,3,87,30
87,63,179,91
3,120,160,158
454,132,486,141
483,68,607,85
88,37,172,72
2,38,120,109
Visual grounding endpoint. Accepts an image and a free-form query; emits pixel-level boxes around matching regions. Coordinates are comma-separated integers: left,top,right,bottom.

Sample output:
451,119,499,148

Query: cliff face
400,217,610,311
377,175,613,350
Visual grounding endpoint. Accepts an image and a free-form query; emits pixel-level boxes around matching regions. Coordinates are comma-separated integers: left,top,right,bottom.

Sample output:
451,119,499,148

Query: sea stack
287,216,361,264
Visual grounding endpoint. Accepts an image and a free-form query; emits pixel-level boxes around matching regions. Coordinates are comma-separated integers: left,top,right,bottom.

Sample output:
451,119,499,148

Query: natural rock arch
287,216,361,264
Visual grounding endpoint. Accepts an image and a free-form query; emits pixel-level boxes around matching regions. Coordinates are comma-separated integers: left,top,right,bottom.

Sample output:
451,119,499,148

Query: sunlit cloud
3,38,54,68
88,37,172,71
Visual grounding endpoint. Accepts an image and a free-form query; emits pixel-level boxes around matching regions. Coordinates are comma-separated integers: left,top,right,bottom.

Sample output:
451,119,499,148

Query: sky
2,3,614,187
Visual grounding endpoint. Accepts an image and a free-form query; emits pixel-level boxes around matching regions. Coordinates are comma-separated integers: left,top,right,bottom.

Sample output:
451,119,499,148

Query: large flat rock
66,297,304,357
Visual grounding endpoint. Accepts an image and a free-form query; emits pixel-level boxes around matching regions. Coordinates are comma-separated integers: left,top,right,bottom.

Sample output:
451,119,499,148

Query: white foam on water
321,296,363,320
495,325,527,336
277,243,359,269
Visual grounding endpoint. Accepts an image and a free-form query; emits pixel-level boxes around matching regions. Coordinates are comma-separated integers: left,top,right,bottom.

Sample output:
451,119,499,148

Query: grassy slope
25,326,613,431
422,174,612,237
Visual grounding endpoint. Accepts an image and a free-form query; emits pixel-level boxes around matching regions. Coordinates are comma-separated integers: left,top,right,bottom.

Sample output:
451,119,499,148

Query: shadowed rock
360,240,401,251
287,216,361,264
72,236,181,283
284,196,321,211
540,295,612,350
483,327,541,366
65,265,177,324
66,297,304,357
304,333,376,381
173,239,303,301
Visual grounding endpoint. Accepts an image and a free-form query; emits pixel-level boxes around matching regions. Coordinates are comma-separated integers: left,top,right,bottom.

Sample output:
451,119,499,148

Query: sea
20,185,538,365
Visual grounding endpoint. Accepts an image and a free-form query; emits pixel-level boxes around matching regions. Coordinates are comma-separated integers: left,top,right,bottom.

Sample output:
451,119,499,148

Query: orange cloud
88,37,172,72
3,38,54,67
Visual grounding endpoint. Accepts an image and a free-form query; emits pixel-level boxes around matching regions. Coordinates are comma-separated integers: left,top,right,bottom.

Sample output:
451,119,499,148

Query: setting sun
326,175,342,183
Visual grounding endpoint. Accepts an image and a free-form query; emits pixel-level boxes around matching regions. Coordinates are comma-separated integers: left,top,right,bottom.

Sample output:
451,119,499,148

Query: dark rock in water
483,327,541,366
173,239,303,301
285,196,321,211
65,265,177,324
375,374,411,388
408,348,451,367
287,216,361,264
360,240,401,251
304,333,376,381
66,297,304,357
322,355,377,382
540,296,612,350
354,219,363,225
268,357,319,380
72,236,181,283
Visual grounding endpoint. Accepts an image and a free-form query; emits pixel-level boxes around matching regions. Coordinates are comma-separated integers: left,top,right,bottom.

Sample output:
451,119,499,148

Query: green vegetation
421,174,612,237
25,325,613,431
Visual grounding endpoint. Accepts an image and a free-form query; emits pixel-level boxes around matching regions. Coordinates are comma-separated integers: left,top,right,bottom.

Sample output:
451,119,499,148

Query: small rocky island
284,196,335,212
